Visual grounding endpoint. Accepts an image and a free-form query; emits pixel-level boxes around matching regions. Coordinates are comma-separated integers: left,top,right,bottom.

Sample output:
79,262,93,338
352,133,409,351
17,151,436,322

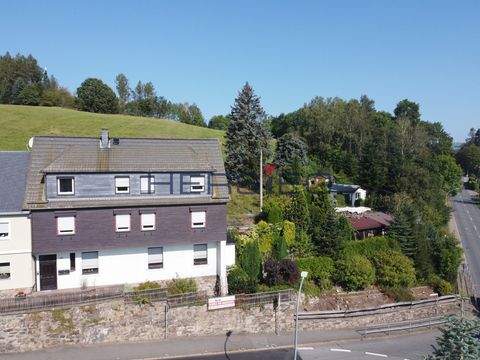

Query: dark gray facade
46,172,211,199
31,203,227,254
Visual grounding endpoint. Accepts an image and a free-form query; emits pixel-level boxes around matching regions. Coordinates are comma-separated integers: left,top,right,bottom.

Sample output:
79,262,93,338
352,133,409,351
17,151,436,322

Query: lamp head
300,271,308,279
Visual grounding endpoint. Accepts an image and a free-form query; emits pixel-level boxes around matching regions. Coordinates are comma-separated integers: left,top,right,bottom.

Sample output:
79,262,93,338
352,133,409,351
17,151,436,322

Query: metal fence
0,286,295,315
357,316,448,338
298,295,459,320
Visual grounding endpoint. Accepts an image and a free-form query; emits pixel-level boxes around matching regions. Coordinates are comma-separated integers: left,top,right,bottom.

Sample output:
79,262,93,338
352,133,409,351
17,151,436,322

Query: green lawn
0,105,224,150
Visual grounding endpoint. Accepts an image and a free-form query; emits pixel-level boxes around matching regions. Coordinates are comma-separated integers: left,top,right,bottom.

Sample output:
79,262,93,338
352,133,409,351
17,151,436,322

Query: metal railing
235,289,295,307
357,316,448,338
298,295,459,320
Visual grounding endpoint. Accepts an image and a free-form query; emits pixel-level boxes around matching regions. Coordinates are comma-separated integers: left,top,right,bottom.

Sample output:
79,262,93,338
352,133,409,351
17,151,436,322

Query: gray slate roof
0,152,30,213
330,183,361,194
24,136,229,210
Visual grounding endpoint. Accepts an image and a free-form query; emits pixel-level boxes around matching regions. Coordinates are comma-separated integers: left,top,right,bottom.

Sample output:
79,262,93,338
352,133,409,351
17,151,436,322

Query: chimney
100,129,110,149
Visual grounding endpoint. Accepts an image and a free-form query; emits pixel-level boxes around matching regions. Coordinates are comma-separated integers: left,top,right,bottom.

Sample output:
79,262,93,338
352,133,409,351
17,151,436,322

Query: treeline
225,84,463,287
0,52,228,129
456,128,480,190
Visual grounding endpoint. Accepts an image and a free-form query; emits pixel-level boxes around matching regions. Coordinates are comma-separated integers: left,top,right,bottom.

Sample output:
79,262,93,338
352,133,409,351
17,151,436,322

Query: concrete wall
39,243,219,290
31,203,227,254
0,214,35,291
46,172,211,199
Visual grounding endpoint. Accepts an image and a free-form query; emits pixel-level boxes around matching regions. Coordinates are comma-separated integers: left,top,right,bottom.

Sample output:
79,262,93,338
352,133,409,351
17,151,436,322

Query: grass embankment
0,105,224,150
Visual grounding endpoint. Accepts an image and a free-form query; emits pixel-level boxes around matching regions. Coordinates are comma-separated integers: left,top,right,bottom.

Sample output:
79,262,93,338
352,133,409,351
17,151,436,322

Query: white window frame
115,176,130,194
115,214,131,232
140,176,155,194
191,211,206,228
141,213,156,231
57,177,75,195
81,251,98,275
148,247,163,269
190,176,205,192
0,221,10,240
0,262,10,280
193,244,208,265
57,216,75,235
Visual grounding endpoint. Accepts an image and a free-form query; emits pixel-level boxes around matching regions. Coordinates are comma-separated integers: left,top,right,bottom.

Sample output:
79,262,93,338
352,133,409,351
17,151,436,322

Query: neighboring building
308,173,335,187
0,152,35,292
330,183,367,207
342,211,393,239
24,131,233,294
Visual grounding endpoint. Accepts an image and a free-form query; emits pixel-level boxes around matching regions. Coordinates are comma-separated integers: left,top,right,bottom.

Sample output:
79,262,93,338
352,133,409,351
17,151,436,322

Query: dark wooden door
39,255,57,290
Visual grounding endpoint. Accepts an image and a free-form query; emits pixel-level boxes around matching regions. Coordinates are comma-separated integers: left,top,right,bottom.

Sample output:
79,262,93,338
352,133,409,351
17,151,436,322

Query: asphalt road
166,331,438,360
452,188,480,297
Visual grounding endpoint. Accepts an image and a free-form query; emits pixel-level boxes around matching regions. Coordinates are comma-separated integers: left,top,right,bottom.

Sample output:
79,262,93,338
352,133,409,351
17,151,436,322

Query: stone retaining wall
0,295,460,353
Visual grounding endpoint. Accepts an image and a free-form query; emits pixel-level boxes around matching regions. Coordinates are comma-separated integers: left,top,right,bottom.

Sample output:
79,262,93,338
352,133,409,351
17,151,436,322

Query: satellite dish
27,137,34,149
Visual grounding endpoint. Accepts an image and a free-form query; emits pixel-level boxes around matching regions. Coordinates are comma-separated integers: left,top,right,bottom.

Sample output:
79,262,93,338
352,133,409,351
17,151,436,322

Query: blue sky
1,1,478,141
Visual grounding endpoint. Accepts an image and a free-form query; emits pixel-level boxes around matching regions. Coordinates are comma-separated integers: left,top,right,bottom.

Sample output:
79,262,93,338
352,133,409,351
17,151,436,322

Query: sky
1,1,479,141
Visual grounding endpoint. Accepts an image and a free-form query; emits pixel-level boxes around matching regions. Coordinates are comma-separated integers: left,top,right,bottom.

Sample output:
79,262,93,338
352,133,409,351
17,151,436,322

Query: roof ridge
34,135,220,141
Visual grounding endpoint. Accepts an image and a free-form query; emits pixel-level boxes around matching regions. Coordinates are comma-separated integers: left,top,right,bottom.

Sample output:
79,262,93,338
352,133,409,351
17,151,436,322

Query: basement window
0,221,10,239
0,262,10,280
148,247,163,269
57,177,74,195
115,177,130,194
193,244,207,265
81,251,98,275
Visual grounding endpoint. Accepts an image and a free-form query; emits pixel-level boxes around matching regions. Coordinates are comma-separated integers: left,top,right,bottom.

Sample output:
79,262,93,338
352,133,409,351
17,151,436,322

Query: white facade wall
45,242,219,290
225,243,235,267
0,214,35,291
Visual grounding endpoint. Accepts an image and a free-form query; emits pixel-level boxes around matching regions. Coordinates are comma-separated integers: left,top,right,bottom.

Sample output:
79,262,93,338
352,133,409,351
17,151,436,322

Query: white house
330,183,367,207
0,152,35,293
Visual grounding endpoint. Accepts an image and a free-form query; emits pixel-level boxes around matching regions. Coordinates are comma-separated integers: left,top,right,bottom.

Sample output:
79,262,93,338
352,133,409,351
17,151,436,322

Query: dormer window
115,177,130,194
57,177,74,195
190,176,205,192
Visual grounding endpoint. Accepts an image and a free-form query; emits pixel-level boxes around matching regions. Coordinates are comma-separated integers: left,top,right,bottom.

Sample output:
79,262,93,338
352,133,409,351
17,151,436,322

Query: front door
39,254,57,290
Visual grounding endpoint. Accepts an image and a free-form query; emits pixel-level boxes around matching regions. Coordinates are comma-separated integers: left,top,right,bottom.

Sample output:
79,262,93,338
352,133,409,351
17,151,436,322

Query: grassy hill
0,105,224,150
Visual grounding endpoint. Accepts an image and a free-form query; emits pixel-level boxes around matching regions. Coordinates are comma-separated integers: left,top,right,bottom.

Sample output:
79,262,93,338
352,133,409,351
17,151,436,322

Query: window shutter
115,214,130,231
190,176,205,192
191,211,206,228
141,213,155,230
57,217,75,234
0,222,9,237
194,244,207,259
148,247,163,263
82,252,98,269
116,177,129,187
141,176,155,193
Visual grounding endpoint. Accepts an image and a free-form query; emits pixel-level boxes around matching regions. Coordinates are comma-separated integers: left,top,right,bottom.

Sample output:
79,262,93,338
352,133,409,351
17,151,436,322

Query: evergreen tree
76,78,118,114
271,229,288,260
388,203,416,257
274,133,308,184
239,241,262,283
427,317,480,360
285,185,310,231
115,73,130,108
225,82,270,187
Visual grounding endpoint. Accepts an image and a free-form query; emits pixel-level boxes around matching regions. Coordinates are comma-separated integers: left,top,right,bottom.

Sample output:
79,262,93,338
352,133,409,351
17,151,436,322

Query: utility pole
260,148,263,210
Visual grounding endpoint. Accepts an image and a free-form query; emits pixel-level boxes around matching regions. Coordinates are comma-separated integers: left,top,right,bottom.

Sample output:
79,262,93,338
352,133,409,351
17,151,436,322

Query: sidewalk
3,329,360,360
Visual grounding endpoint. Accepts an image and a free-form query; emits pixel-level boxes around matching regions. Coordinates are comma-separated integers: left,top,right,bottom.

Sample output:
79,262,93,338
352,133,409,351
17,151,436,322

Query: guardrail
298,295,459,320
357,316,448,338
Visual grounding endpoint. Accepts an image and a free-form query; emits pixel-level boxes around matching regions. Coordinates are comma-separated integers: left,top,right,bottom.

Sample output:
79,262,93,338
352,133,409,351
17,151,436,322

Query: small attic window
57,177,74,195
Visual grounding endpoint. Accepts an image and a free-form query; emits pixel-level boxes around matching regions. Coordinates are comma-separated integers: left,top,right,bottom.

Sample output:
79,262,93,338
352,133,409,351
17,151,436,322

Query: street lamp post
294,271,308,360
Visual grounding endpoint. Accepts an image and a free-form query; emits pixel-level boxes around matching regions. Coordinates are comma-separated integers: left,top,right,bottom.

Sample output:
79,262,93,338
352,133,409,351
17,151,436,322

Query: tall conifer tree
225,82,270,187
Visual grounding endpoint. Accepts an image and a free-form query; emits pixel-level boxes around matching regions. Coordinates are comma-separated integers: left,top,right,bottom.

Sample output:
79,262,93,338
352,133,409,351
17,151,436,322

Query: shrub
166,278,197,295
254,221,274,257
381,287,415,302
263,196,289,224
302,280,322,297
433,234,462,283
134,281,161,292
289,230,315,258
373,250,416,288
228,266,257,294
341,236,400,260
239,241,262,282
296,256,335,290
282,220,296,246
271,229,288,260
336,254,375,291
264,258,299,286
429,275,454,296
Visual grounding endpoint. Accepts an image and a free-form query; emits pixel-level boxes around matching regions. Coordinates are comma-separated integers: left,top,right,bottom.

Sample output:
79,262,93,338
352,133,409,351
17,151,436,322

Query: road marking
330,348,352,352
298,347,314,350
365,352,388,357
